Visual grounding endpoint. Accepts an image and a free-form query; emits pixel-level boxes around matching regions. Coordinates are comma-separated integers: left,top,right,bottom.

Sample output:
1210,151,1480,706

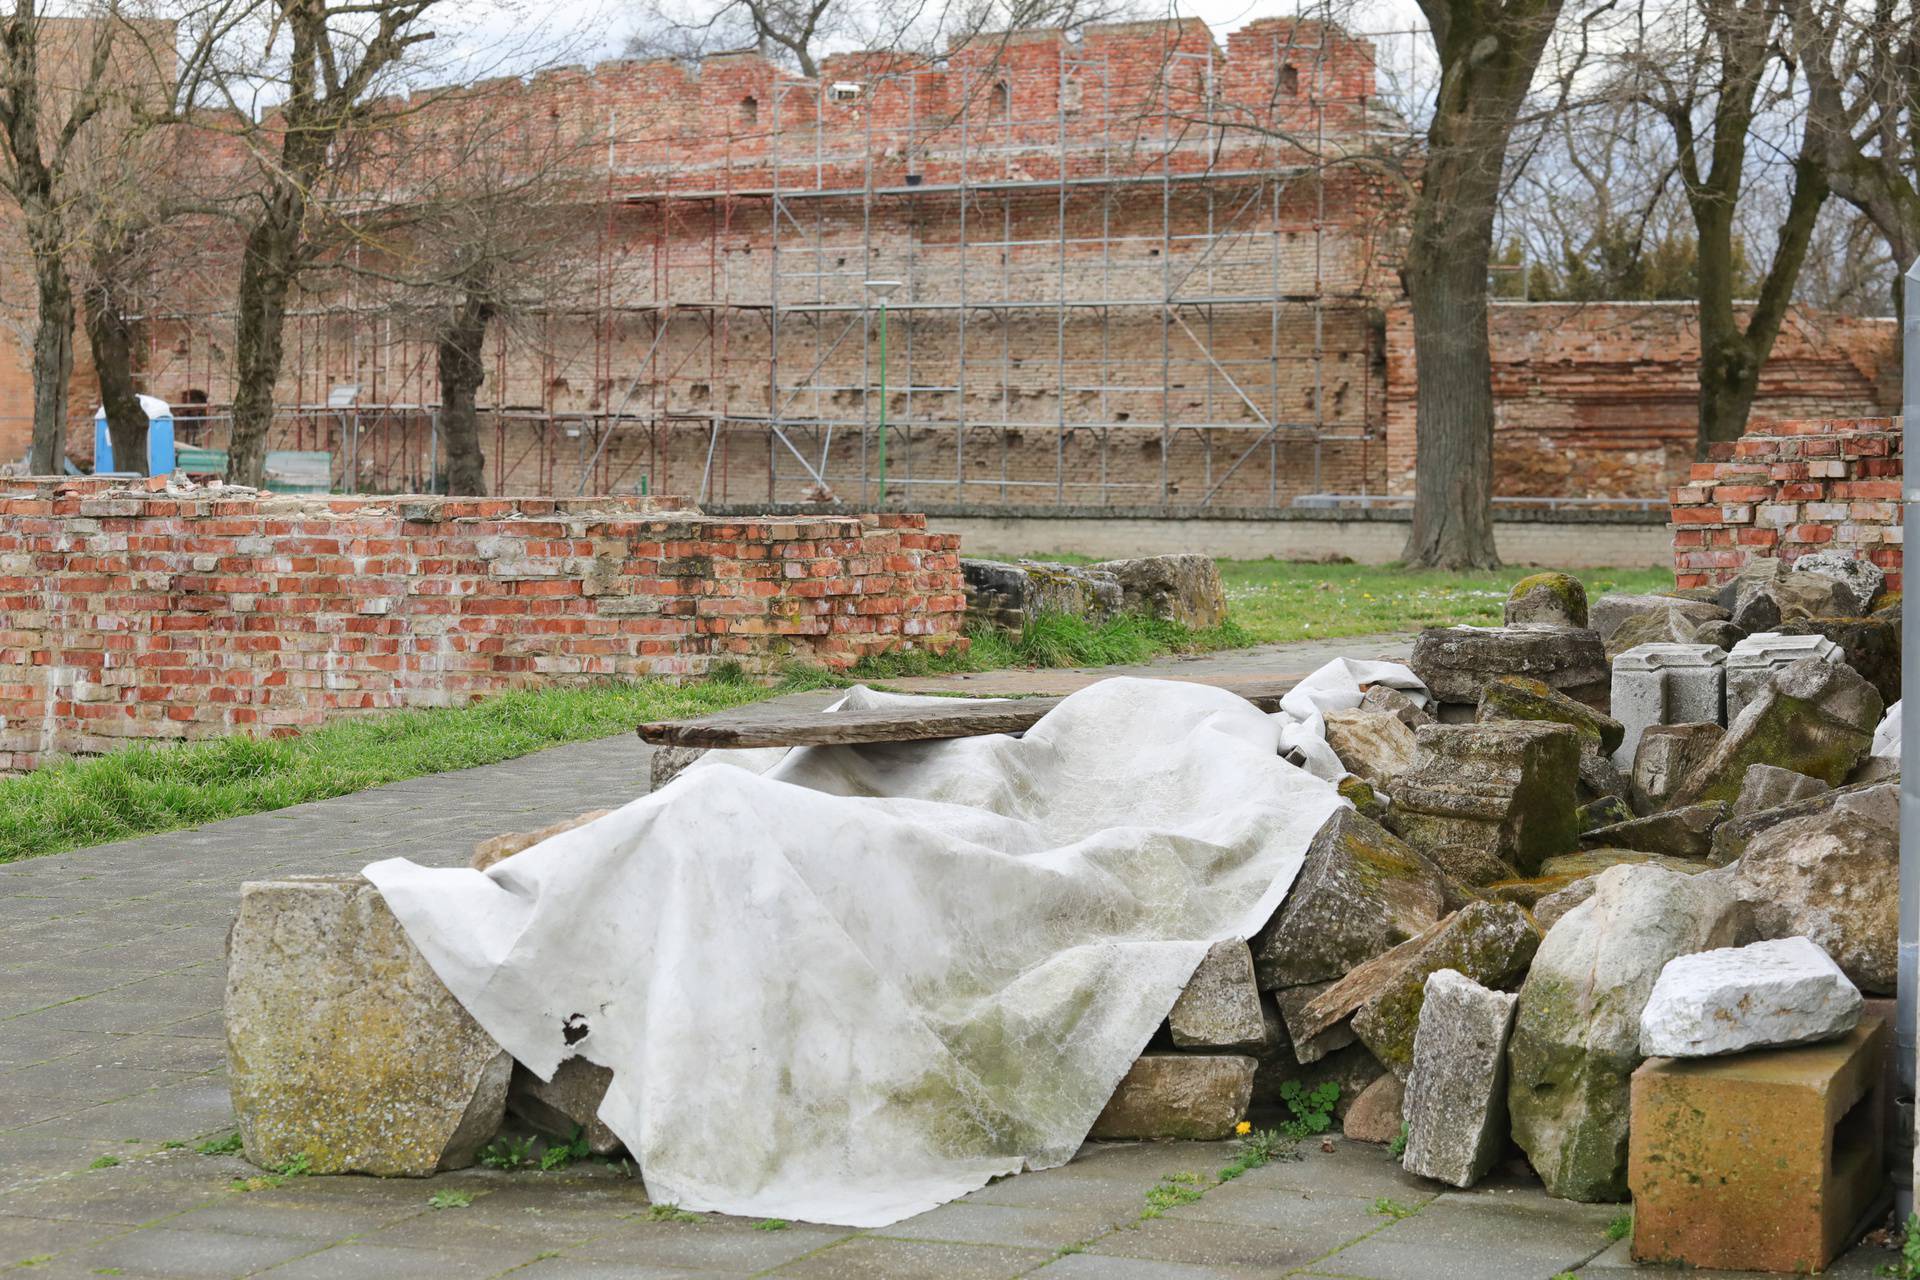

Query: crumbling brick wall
1384,304,1899,500
1668,417,1902,592
0,479,964,772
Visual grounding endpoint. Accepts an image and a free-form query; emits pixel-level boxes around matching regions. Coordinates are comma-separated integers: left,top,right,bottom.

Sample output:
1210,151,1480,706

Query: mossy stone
1506,572,1589,628
1478,675,1625,754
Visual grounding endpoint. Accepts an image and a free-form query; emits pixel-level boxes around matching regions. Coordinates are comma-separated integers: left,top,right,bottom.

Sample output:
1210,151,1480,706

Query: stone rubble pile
220,555,1905,1222
960,553,1227,634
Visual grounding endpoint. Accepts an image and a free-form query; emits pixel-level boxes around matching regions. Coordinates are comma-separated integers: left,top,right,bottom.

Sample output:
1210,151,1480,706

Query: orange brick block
1628,1018,1887,1274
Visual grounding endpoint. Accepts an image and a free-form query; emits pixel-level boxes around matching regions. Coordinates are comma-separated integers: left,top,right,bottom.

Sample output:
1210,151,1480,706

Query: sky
428,0,1428,84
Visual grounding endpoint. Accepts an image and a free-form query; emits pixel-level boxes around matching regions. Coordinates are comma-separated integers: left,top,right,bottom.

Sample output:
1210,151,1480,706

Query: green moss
1507,572,1589,626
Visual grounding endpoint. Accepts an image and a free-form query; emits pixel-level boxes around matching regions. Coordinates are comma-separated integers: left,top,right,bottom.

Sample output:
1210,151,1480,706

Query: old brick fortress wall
1668,417,1902,591
0,480,964,773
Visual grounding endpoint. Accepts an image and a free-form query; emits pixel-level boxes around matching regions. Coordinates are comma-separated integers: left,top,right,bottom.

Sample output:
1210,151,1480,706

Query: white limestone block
1638,936,1862,1059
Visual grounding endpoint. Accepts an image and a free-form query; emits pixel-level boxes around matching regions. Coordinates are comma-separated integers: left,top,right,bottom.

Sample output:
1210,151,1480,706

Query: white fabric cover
1270,658,1429,780
364,678,1343,1227
1873,699,1901,760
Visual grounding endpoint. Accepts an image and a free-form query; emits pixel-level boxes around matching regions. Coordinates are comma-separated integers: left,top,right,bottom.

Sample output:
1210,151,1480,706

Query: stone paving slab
0,636,1901,1277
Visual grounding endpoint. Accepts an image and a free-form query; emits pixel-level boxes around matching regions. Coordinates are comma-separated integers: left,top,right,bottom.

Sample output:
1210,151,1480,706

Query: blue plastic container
93,396,175,476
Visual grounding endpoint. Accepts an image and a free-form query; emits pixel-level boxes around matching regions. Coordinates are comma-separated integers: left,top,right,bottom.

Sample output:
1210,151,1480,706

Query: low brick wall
0,479,965,772
1669,417,1902,592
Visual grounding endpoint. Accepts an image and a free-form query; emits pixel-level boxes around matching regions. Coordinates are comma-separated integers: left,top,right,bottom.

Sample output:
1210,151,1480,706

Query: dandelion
1235,1121,1251,1136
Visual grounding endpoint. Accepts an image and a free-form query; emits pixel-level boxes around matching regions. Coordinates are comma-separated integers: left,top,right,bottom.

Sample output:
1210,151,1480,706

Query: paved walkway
0,637,1897,1278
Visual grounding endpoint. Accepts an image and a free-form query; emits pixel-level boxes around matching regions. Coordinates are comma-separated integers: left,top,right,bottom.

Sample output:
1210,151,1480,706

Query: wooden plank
637,674,1302,749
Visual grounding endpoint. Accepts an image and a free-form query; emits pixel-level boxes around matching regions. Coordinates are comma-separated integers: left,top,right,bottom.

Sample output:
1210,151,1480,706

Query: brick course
0,478,964,773
1667,417,1903,592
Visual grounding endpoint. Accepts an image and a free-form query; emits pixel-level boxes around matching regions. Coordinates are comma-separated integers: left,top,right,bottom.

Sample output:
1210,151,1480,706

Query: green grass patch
1218,561,1672,644
0,675,814,865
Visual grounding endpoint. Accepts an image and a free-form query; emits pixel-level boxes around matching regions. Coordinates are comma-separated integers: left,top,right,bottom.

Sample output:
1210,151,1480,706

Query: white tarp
364,676,1356,1227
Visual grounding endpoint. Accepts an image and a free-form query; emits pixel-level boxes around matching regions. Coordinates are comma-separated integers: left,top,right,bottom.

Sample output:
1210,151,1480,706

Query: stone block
1252,809,1447,991
1609,643,1726,770
1342,1073,1405,1144
1711,777,1894,865
1724,632,1843,722
1639,937,1862,1058
1507,864,1744,1202
1782,615,1902,706
1476,675,1624,755
1630,723,1724,813
1504,571,1588,628
1575,796,1632,833
1628,1018,1887,1273
1726,782,1898,994
1168,939,1266,1052
1794,549,1887,612
1295,900,1539,1079
649,745,707,792
1323,709,1419,786
1089,1053,1256,1141
507,1059,624,1156
1671,657,1883,808
1691,618,1746,651
1402,969,1519,1189
1732,763,1830,818
961,558,1120,632
1589,593,1728,647
1387,721,1582,882
1094,554,1228,629
1272,981,1358,1064
225,875,512,1176
1362,684,1435,729
1577,802,1725,860
1408,624,1609,710
472,809,613,871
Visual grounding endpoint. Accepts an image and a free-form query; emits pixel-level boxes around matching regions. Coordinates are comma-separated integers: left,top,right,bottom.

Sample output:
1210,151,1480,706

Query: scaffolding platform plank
636,674,1302,748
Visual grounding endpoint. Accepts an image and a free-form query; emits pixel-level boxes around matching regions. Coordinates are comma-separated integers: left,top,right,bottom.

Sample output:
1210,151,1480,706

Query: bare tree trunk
25,208,72,475
436,293,492,495
83,267,146,474
1399,0,1559,570
227,196,302,488
1689,151,1827,457
1403,199,1501,569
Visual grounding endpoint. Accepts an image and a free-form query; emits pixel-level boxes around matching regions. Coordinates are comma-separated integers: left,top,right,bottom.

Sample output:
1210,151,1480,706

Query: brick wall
1668,417,1902,592
0,479,964,772
1384,304,1899,500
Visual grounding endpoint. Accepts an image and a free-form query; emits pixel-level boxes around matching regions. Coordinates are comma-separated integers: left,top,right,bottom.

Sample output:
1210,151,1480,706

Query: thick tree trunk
436,294,492,496
1403,203,1502,569
25,211,72,476
84,273,147,475
227,192,304,488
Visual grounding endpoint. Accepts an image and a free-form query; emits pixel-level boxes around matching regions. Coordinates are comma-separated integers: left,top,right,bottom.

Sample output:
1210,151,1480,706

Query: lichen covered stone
225,875,512,1176
1669,657,1882,808
1477,675,1624,755
1506,864,1742,1202
1505,572,1589,629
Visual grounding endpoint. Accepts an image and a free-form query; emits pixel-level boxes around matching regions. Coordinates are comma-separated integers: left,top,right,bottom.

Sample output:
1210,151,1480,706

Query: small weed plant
196,1133,243,1156
276,1153,312,1178
538,1127,592,1172
1607,1212,1632,1242
428,1190,475,1210
1387,1122,1408,1160
1882,1214,1920,1278
1372,1197,1419,1220
480,1136,537,1171
87,1156,119,1170
1277,1080,1340,1138
754,1219,790,1232
1141,1171,1206,1220
1219,1124,1298,1182
646,1202,700,1223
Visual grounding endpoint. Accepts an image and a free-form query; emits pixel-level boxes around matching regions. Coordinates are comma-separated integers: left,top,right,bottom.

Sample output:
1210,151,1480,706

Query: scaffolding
140,15,1401,508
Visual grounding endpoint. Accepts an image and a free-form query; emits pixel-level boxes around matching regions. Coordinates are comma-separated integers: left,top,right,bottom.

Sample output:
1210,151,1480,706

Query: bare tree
1624,0,1829,454
183,0,438,487
332,93,601,494
1396,0,1574,569
0,4,132,473
1791,0,1920,311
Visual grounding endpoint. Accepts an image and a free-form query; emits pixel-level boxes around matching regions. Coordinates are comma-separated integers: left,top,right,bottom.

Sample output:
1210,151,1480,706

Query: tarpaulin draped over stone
364,679,1345,1228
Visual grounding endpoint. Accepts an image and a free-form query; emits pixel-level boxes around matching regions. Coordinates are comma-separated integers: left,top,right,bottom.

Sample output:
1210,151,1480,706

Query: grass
1217,560,1673,644
0,557,1672,865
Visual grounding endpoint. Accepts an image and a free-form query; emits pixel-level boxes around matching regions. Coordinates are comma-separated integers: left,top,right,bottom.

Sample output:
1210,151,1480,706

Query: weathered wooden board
637,675,1302,749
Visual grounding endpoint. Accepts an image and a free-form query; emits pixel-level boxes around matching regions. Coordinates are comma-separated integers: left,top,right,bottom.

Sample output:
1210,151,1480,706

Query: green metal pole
876,301,889,505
